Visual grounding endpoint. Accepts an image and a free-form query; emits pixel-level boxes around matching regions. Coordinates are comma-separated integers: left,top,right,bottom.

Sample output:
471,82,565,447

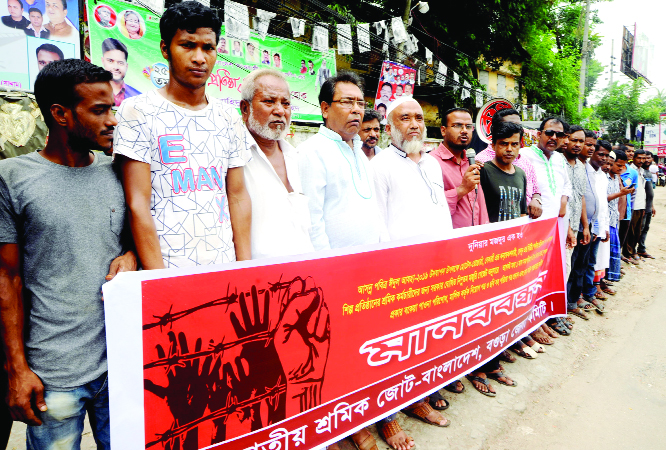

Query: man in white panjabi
240,69,314,259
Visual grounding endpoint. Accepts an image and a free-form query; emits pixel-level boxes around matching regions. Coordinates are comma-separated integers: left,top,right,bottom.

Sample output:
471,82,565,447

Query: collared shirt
582,161,598,232
520,145,572,218
476,144,540,203
430,143,489,229
371,144,453,241
563,158,586,233
243,130,314,260
590,164,609,238
297,125,381,250
607,173,621,227
620,166,638,218
631,163,646,210
24,23,50,39
113,83,141,107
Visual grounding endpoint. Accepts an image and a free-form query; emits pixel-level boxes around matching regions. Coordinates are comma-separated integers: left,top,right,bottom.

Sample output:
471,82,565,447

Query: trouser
566,247,574,279
608,226,622,282
567,230,592,310
624,209,645,257
583,238,601,298
619,219,630,249
0,349,11,450
27,372,110,450
637,210,652,254
477,356,501,373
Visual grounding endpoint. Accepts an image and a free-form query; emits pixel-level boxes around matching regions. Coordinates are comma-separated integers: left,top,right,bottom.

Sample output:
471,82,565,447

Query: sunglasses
543,129,567,138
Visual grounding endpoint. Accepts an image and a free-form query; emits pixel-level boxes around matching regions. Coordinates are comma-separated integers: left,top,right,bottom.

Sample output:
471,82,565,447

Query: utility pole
397,0,412,57
577,0,591,114
609,39,614,87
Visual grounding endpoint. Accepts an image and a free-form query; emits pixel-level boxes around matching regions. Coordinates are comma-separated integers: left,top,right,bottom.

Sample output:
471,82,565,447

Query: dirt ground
6,188,666,450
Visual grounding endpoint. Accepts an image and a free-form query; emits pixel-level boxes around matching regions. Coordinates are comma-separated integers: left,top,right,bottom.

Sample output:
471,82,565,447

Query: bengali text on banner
103,216,567,450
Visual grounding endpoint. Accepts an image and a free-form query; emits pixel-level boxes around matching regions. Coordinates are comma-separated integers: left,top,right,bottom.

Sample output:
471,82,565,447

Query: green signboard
87,0,336,122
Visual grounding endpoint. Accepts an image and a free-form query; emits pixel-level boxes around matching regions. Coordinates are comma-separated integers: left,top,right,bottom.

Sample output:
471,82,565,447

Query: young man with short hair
637,151,656,259
606,150,633,282
24,7,49,38
0,59,136,450
114,1,252,269
623,149,647,262
2,0,29,29
359,108,382,160
101,38,141,107
36,43,62,71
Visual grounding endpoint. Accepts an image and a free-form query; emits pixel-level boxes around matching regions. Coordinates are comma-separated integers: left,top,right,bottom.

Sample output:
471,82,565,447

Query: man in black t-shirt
637,151,657,258
480,121,527,223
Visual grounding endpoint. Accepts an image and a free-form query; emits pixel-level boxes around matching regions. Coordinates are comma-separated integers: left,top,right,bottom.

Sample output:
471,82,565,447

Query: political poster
475,98,516,144
103,217,567,450
0,0,81,91
87,0,336,122
374,61,416,123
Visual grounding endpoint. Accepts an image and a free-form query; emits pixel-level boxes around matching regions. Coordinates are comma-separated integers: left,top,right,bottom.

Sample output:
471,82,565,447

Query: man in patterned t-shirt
114,2,252,269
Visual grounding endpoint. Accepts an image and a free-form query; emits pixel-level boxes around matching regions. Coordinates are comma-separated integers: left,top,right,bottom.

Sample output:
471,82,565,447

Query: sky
591,0,666,102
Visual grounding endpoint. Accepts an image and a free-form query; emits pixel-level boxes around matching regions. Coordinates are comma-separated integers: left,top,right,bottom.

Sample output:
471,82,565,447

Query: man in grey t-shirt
0,60,136,450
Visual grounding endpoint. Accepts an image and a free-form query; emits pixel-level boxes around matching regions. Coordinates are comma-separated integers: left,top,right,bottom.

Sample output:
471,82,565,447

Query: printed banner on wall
103,217,566,450
87,0,336,122
375,61,416,123
0,0,81,91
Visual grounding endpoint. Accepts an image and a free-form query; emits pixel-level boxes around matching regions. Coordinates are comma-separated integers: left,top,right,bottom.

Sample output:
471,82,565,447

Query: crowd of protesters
0,2,659,450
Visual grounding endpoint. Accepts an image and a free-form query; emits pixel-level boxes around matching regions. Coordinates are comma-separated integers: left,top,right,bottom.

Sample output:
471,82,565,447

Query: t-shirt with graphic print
113,90,251,268
479,161,527,223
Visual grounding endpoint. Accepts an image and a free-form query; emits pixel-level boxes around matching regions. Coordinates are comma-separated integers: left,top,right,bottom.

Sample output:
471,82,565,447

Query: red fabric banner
105,217,565,449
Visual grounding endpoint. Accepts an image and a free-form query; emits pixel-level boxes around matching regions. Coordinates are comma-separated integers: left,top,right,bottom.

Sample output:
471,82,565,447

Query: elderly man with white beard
240,69,314,259
369,96,452,450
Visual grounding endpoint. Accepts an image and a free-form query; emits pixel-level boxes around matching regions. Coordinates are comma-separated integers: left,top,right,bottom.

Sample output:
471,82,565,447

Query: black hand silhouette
229,285,286,431
144,331,212,450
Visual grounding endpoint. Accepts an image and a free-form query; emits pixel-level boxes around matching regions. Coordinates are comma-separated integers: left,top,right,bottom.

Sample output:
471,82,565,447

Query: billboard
620,26,639,81
88,0,336,122
631,25,652,83
0,0,81,91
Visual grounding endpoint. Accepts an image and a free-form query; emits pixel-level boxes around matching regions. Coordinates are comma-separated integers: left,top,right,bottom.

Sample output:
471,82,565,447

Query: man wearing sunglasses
521,117,572,219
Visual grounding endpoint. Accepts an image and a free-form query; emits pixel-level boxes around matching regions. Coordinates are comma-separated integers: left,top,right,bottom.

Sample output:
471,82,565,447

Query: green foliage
595,79,666,142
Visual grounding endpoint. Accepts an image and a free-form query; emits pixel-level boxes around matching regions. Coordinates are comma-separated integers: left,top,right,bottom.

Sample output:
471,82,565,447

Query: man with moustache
101,38,141,107
240,69,313,259
637,151,656,259
370,95,451,450
359,109,382,160
618,144,638,263
623,149,647,262
114,1,252,270
430,108,487,395
0,59,136,449
299,71,380,450
24,8,49,38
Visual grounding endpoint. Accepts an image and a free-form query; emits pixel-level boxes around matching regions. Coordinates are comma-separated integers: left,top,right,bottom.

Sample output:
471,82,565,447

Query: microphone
466,148,478,193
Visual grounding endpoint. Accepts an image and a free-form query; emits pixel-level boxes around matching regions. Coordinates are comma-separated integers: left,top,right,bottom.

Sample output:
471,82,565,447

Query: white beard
248,107,288,141
391,125,424,155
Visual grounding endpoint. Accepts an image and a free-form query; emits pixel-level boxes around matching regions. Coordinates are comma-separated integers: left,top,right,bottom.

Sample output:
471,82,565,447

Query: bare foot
386,430,414,450
531,329,553,345
541,324,559,338
432,398,448,408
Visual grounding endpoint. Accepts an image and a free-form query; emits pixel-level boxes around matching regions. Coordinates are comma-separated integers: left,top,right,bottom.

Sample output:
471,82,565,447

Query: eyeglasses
449,123,475,131
543,129,567,138
330,99,366,109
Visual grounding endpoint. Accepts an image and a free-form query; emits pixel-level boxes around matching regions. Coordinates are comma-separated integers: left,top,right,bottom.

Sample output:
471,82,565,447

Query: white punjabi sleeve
298,145,330,251
370,157,391,242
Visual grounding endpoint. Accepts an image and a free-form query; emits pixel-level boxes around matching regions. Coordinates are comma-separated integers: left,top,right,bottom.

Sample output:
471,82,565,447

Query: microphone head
466,148,476,165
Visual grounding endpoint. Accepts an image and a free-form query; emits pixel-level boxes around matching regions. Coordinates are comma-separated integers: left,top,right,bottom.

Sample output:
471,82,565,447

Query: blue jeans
27,372,110,450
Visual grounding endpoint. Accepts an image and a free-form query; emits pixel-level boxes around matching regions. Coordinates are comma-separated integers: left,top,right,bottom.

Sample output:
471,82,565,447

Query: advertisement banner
104,217,566,450
87,0,336,121
374,61,416,123
475,98,515,144
659,113,666,146
0,0,81,91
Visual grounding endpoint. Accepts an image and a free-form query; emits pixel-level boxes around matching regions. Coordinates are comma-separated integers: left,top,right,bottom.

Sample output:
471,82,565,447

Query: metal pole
398,0,412,58
577,0,591,113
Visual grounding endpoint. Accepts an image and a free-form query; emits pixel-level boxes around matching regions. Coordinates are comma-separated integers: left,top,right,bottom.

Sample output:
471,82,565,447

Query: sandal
427,397,449,411
601,286,616,295
378,420,414,450
402,402,450,427
577,300,595,312
595,291,608,301
512,345,537,359
585,297,605,313
486,371,517,387
443,380,465,394
465,375,496,397
637,252,654,259
622,256,639,265
530,342,545,353
498,349,516,363
547,319,570,336
568,307,590,320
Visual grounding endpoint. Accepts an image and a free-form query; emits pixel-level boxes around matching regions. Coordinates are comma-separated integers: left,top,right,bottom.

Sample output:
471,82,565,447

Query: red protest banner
104,217,566,450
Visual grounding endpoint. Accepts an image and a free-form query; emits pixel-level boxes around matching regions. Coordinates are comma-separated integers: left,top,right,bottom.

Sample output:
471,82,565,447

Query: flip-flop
466,375,496,397
530,342,545,354
601,286,616,295
577,300,595,312
498,349,516,363
638,252,655,259
595,291,608,301
443,380,465,394
548,319,571,336
402,402,450,427
486,371,518,387
585,298,605,313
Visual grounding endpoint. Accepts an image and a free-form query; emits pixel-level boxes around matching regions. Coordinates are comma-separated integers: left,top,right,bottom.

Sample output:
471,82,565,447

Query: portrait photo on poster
100,37,141,107
27,36,75,89
229,38,243,58
245,41,258,63
94,4,116,28
119,9,144,40
272,51,282,69
217,35,229,54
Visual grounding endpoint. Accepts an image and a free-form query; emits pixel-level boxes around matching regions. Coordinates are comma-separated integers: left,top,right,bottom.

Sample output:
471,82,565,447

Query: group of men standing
0,2,658,450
